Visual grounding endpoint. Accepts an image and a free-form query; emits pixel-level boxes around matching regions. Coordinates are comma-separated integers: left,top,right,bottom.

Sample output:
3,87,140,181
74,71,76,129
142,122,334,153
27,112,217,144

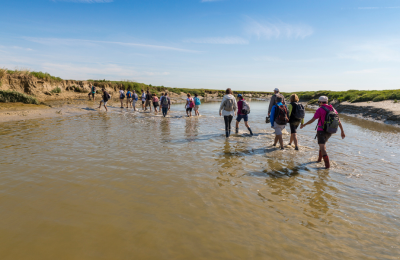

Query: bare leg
273,135,279,146
293,133,298,148
104,105,108,112
278,135,284,148
289,134,293,145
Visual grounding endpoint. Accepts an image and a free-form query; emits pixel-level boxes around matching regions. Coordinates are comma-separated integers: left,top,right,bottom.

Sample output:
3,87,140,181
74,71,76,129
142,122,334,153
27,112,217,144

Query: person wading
235,94,253,135
152,93,160,113
219,88,237,138
270,95,289,149
300,96,346,169
98,88,110,112
185,93,195,117
160,92,170,117
132,90,138,111
145,90,152,112
119,87,125,108
193,93,201,116
126,89,133,108
287,94,305,150
88,84,96,101
268,88,286,117
141,90,146,110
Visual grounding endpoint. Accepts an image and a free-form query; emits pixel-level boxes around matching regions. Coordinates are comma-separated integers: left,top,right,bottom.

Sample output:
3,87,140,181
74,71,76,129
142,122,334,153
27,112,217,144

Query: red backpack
275,105,289,125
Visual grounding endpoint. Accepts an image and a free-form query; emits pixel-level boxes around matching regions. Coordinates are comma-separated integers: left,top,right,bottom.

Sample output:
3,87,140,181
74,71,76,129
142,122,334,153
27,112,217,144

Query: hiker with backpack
141,90,146,110
193,93,201,116
287,94,305,150
268,88,286,117
219,88,237,138
132,90,138,111
160,92,171,117
126,89,133,108
235,94,253,135
88,84,96,101
269,95,289,149
145,90,152,112
98,88,110,112
185,93,195,117
119,87,125,108
152,93,160,113
300,96,345,169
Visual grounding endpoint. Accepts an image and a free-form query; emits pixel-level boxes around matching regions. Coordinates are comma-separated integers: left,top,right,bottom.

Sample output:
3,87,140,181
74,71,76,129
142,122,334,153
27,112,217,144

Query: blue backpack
127,91,132,98
194,97,201,105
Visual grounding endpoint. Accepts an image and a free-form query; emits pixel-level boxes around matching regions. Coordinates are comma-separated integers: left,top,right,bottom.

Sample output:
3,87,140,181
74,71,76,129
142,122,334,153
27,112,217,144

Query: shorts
236,114,248,122
120,97,125,100
126,98,132,102
132,100,137,107
89,92,95,97
273,124,286,135
186,108,192,112
142,100,145,105
100,100,108,106
194,105,200,111
290,123,299,134
317,131,332,144
153,102,159,107
145,100,152,107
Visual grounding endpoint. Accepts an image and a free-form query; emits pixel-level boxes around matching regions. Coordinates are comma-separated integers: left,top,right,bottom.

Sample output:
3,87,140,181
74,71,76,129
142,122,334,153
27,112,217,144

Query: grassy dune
0,90,39,105
283,90,400,104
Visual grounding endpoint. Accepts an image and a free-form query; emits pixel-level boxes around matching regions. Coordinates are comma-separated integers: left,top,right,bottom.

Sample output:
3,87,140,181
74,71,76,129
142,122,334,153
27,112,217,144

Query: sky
1,0,400,92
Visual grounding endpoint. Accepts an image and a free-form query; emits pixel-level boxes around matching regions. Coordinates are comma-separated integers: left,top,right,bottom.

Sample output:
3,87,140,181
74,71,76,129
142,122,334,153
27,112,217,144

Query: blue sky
1,0,400,91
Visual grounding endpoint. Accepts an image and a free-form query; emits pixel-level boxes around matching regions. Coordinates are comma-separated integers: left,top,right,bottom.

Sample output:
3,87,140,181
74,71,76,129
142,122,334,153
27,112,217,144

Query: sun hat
318,96,328,102
274,88,279,92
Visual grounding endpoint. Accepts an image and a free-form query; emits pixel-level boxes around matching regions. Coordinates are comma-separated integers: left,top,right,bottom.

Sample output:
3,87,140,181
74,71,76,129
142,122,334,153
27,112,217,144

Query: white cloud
184,37,248,44
51,0,113,3
244,18,313,40
41,63,170,80
23,37,199,53
337,40,400,62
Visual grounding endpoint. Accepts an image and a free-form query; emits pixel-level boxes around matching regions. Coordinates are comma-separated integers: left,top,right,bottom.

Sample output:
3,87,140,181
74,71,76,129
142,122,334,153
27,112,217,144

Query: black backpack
293,103,305,120
275,105,289,125
321,106,340,133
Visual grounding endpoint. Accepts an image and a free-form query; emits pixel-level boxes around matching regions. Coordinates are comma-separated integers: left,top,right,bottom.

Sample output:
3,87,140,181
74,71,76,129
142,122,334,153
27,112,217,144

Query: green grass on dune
282,89,400,104
0,90,39,104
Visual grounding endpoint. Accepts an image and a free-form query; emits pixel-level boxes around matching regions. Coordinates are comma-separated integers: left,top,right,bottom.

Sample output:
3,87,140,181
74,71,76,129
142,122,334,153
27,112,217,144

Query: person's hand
268,113,270,117
300,124,305,129
219,112,222,116
271,125,274,129
341,131,346,139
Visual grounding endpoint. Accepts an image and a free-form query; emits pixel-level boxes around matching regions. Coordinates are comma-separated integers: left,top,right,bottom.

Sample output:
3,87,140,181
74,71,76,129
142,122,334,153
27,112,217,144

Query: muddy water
0,101,399,260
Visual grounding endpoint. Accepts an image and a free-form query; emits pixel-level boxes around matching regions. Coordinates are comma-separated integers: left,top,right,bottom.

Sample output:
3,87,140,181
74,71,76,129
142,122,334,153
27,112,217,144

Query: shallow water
0,101,399,260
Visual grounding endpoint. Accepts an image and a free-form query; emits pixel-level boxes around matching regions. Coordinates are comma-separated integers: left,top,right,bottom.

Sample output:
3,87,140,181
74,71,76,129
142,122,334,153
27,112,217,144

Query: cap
318,96,328,102
274,88,279,92
237,94,243,98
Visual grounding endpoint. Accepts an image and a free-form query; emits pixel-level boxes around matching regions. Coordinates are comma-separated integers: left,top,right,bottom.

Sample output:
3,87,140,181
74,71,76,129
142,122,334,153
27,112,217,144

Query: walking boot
235,128,239,134
317,150,322,162
247,127,253,135
323,155,330,169
226,131,229,138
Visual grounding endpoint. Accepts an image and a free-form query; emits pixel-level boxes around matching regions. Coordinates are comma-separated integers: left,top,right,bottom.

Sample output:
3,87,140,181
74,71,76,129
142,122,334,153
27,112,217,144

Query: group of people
91,84,345,169
95,87,174,117
219,87,346,169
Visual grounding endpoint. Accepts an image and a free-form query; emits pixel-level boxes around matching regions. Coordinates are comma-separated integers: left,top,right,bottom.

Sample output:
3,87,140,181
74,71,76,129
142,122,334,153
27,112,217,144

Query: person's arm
300,117,317,129
339,122,345,139
268,95,275,116
168,98,171,110
233,100,237,116
288,104,293,117
270,106,276,127
219,99,225,116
